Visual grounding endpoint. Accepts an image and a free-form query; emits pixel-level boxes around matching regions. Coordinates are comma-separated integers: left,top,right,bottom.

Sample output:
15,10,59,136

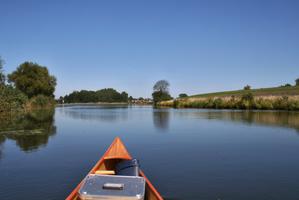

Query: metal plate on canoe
78,174,145,200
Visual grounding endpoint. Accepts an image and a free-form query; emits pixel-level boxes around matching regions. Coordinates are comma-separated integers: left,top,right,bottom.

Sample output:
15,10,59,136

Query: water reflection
153,109,170,130
0,109,56,153
176,110,299,132
0,135,5,160
58,105,129,122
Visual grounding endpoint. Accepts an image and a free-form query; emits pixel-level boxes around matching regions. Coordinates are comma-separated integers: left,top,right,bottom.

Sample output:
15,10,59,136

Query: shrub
288,100,299,111
152,91,172,104
273,96,289,110
0,85,28,113
241,92,254,102
179,93,188,98
26,95,55,109
254,98,262,110
213,98,224,109
259,99,273,110
244,85,251,90
173,100,179,108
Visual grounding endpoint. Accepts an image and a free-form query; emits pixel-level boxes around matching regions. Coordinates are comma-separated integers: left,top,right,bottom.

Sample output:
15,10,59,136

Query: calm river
0,105,299,200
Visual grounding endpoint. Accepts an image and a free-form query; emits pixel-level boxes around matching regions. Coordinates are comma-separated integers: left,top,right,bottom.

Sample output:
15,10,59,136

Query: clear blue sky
0,0,298,98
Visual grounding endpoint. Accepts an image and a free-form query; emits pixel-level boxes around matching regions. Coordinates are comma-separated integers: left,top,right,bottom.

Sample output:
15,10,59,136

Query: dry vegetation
158,87,299,111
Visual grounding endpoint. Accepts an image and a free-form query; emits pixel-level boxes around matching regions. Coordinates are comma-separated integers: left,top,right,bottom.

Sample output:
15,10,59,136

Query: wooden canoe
66,137,164,200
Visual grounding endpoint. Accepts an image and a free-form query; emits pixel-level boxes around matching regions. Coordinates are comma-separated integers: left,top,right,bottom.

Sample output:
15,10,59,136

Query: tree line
62,88,128,103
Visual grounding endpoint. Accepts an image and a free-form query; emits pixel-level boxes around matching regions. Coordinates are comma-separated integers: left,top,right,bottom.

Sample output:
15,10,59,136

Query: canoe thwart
95,170,115,175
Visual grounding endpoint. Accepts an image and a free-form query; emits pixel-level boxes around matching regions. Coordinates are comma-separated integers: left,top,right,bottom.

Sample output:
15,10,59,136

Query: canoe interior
66,137,163,200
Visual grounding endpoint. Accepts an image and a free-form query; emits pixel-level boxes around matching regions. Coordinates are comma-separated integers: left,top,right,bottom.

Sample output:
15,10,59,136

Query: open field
189,86,299,98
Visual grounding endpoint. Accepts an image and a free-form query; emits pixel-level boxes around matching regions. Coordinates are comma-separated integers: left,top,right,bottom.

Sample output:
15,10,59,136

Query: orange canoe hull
65,137,163,200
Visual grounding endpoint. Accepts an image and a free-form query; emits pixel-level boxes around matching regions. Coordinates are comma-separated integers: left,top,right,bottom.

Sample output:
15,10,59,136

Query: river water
0,105,299,200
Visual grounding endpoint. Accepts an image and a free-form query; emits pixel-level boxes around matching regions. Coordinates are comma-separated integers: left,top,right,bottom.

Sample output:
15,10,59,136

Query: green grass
189,86,299,98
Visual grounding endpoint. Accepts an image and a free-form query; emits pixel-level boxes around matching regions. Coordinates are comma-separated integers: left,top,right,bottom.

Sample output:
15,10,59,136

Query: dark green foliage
121,92,128,102
8,62,56,98
179,93,188,98
241,92,254,101
152,91,172,104
282,83,292,87
0,57,5,86
296,78,299,86
0,108,56,152
128,96,133,102
64,88,128,103
244,85,251,90
213,98,224,109
173,100,179,108
152,80,172,104
27,95,55,109
56,96,64,104
0,85,28,113
153,80,169,93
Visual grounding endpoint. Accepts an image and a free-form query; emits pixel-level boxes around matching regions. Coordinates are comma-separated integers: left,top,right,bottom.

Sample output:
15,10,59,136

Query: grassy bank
190,86,299,98
158,86,299,110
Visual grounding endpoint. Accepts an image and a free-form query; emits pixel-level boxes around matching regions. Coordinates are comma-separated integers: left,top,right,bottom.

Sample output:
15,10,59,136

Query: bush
228,96,238,109
241,92,254,102
173,100,179,108
152,91,172,104
27,95,55,109
213,98,224,109
259,99,273,110
178,93,188,98
273,96,289,110
244,85,251,90
0,85,28,113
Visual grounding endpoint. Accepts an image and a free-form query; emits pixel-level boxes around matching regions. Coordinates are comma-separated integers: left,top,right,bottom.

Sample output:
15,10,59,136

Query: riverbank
158,85,299,110
56,102,129,107
0,86,55,114
158,93,299,111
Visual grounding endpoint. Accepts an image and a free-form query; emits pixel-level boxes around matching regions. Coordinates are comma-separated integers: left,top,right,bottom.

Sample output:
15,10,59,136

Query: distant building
131,98,153,105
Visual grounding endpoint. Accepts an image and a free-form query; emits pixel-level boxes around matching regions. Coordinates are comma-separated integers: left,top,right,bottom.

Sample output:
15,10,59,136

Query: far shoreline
56,102,128,106
56,102,153,107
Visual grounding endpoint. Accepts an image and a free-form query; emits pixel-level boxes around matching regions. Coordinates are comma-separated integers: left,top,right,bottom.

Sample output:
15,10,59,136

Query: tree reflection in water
153,109,170,131
0,135,5,160
0,109,56,154
58,105,129,122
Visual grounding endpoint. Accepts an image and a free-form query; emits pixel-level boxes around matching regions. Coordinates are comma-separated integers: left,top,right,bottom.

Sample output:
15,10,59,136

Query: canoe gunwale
65,137,163,200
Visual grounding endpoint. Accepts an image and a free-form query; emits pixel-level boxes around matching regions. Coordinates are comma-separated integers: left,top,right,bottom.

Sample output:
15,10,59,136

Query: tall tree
121,91,128,102
244,85,251,90
0,57,5,86
296,78,299,86
153,80,169,93
152,80,172,104
8,62,56,98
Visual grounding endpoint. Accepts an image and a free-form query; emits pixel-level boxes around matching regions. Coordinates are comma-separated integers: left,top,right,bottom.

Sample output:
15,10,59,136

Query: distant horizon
59,82,298,99
1,0,298,98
